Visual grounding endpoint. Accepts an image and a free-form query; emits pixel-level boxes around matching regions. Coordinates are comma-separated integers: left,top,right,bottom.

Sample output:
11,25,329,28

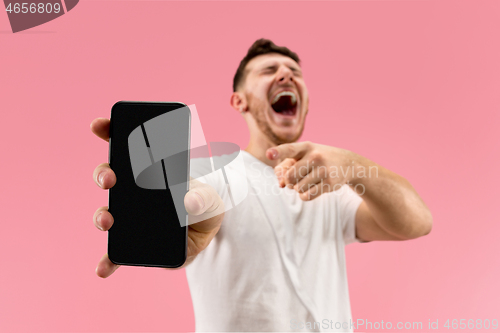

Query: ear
230,92,248,113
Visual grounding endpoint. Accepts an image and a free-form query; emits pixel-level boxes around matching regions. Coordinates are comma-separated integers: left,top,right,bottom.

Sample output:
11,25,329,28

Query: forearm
350,154,433,240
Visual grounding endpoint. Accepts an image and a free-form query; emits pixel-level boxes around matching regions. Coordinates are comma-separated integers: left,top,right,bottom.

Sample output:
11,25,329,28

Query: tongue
279,109,295,115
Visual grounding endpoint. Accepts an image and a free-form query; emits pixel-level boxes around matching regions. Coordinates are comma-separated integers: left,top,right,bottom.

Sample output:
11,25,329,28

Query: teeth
272,91,297,105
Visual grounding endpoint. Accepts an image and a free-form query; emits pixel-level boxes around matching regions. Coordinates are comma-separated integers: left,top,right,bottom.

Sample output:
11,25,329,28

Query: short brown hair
233,38,300,92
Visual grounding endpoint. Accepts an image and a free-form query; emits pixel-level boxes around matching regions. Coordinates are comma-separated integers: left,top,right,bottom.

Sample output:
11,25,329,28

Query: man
91,39,432,332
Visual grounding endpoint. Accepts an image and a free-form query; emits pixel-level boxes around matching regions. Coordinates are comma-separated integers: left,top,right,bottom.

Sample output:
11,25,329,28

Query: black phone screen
108,101,190,268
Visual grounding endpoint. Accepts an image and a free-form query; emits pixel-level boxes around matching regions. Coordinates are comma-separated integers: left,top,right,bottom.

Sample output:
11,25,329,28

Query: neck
244,130,279,168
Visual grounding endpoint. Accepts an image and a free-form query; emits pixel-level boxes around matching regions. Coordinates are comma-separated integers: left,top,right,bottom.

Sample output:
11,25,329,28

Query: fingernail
268,149,278,159
98,172,105,187
96,213,104,231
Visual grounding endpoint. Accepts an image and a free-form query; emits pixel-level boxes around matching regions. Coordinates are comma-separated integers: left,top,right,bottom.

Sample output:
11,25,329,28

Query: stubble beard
246,93,306,146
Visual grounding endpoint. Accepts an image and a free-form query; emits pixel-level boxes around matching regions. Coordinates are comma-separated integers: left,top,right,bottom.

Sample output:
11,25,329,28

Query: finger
96,254,120,278
93,163,116,189
274,158,296,187
298,183,321,201
275,158,296,177
299,181,333,201
293,171,324,193
93,206,114,231
266,141,310,161
184,187,214,216
185,178,225,233
283,157,314,186
90,118,110,142
299,181,344,201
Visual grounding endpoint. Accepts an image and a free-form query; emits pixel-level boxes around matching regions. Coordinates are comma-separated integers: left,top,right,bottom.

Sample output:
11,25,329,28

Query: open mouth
271,91,297,116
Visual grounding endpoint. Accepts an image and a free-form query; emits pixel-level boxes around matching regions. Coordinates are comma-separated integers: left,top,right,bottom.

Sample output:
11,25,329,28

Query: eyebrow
258,64,301,72
260,65,277,71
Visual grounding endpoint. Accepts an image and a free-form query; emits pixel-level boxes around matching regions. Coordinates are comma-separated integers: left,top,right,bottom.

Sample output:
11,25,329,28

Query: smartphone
108,101,190,268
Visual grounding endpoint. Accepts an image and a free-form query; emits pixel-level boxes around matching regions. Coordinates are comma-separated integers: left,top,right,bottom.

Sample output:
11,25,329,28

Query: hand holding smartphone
90,102,225,276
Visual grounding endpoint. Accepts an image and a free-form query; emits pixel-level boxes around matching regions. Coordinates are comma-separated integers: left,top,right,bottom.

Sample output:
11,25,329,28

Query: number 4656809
444,319,498,330
5,2,61,14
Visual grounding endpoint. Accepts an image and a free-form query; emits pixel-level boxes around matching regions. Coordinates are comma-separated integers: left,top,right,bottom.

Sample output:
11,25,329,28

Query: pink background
1,1,499,332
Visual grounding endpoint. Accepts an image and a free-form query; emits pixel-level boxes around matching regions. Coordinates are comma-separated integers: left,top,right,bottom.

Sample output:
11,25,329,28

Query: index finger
266,141,310,161
90,118,110,142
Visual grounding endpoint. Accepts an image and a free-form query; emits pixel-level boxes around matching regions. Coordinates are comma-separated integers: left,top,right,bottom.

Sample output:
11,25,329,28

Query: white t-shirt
186,150,363,332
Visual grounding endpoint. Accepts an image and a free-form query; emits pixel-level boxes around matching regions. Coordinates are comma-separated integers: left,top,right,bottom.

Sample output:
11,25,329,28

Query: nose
276,65,294,84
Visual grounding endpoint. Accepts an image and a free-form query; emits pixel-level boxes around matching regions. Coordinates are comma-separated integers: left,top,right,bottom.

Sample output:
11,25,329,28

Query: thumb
184,178,225,230
184,187,214,216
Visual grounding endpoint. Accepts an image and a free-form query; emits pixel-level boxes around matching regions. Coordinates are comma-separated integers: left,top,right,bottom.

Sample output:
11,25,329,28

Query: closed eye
261,66,278,74
290,67,302,76
259,65,302,76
